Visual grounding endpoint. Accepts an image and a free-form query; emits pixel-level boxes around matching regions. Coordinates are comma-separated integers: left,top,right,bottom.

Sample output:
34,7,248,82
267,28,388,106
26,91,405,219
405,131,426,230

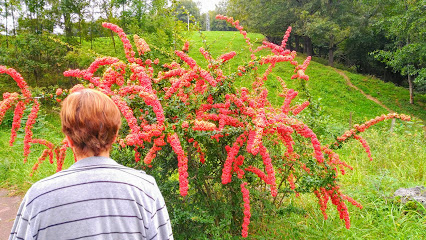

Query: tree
175,0,201,30
303,0,354,66
373,0,426,104
98,0,118,52
0,0,10,47
199,1,235,31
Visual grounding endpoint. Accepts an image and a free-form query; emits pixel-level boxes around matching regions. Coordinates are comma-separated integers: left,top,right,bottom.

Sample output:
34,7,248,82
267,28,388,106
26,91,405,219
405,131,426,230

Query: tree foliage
372,0,426,102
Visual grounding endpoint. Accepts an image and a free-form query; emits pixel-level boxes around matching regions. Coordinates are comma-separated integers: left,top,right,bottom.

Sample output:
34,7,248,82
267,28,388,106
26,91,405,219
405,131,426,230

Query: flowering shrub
0,16,411,238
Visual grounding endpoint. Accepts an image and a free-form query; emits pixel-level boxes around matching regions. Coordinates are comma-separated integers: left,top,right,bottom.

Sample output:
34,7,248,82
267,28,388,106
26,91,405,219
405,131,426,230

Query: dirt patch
0,189,22,239
335,69,393,113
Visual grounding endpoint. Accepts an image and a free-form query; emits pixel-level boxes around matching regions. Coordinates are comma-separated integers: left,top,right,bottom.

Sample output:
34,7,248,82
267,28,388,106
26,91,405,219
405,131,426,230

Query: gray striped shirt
9,156,173,240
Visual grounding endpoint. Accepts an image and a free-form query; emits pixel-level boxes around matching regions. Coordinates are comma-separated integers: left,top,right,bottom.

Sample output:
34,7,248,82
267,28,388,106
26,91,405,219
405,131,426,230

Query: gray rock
394,186,426,208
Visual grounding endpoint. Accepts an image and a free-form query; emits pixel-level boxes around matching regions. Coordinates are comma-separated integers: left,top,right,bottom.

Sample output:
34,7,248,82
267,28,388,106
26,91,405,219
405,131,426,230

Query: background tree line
0,0,187,89
198,0,425,104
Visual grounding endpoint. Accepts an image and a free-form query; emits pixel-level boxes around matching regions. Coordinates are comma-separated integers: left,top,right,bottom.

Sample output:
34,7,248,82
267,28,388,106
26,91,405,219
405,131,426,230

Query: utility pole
206,14,210,31
187,13,190,31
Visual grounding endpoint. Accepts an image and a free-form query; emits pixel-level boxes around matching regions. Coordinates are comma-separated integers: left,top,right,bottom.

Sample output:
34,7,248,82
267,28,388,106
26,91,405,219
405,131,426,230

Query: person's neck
74,150,110,162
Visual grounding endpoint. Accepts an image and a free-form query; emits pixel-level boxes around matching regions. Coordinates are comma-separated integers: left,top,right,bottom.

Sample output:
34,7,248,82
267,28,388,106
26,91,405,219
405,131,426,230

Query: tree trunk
12,4,17,53
79,13,82,45
90,0,94,49
63,12,72,45
295,35,300,52
328,48,334,67
304,36,313,56
5,1,8,48
122,3,125,30
110,30,117,54
11,4,16,36
328,36,335,67
408,74,414,104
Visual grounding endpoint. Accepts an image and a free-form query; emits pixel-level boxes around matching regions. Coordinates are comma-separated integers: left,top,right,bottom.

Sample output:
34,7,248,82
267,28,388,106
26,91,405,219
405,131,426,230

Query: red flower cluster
334,113,411,162
10,101,26,146
262,41,290,56
64,57,120,86
281,26,292,49
322,146,353,176
23,100,40,162
259,144,277,196
199,47,212,62
175,50,197,69
199,69,217,87
134,34,151,55
291,122,324,163
31,149,50,176
30,139,55,173
188,138,205,164
292,101,310,115
192,120,216,131
314,186,362,229
282,89,298,114
103,62,126,87
287,173,296,190
56,140,69,172
0,66,31,98
353,135,372,161
339,113,411,142
222,132,247,184
291,56,311,80
245,166,268,183
216,15,254,53
143,136,166,165
314,188,329,220
219,51,237,63
240,182,251,238
56,88,63,96
112,96,140,136
182,41,190,52
0,92,19,125
259,55,294,65
167,133,189,196
102,23,136,63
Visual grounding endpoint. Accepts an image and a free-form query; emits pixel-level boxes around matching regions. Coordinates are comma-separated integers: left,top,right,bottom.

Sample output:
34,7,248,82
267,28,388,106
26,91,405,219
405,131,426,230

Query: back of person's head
61,89,121,156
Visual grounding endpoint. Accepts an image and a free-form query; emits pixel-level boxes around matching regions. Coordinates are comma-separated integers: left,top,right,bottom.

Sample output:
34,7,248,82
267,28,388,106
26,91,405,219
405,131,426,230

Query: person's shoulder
116,164,157,186
24,170,67,197
109,164,164,201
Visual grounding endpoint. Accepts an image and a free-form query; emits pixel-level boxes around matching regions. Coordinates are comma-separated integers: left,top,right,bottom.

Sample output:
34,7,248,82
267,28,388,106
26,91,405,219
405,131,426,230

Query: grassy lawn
1,30,425,239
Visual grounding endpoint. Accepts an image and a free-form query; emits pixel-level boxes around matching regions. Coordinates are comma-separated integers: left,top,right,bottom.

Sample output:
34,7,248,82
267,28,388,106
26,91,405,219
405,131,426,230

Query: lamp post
183,6,190,31
187,13,190,31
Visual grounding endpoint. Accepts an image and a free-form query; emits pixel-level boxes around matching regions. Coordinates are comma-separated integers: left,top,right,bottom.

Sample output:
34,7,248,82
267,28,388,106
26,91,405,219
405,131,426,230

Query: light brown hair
61,89,121,156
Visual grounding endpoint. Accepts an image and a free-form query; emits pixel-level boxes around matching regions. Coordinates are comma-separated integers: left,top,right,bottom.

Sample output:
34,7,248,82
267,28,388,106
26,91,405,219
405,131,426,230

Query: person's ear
65,135,74,148
113,131,119,143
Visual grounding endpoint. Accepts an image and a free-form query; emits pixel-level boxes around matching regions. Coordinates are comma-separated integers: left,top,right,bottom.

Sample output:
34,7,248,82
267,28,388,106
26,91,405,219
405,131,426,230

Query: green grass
250,128,426,239
0,111,75,193
345,72,426,121
0,31,425,238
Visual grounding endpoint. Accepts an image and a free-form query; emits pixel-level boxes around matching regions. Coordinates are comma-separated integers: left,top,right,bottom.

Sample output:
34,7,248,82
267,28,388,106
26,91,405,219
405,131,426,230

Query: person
10,89,173,240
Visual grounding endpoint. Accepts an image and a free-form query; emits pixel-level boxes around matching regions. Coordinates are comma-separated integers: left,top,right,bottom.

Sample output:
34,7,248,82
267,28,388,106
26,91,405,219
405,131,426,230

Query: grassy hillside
188,31,425,124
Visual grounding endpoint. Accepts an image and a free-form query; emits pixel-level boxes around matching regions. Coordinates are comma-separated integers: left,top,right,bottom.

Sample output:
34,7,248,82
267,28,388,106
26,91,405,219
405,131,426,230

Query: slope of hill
188,31,426,125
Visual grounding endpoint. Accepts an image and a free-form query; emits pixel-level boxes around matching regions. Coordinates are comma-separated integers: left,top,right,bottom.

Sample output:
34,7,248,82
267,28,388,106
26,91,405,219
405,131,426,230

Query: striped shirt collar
69,156,119,169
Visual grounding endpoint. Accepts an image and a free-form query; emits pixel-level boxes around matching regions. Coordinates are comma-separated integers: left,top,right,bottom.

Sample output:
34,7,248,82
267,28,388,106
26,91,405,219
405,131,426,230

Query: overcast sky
197,0,223,13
